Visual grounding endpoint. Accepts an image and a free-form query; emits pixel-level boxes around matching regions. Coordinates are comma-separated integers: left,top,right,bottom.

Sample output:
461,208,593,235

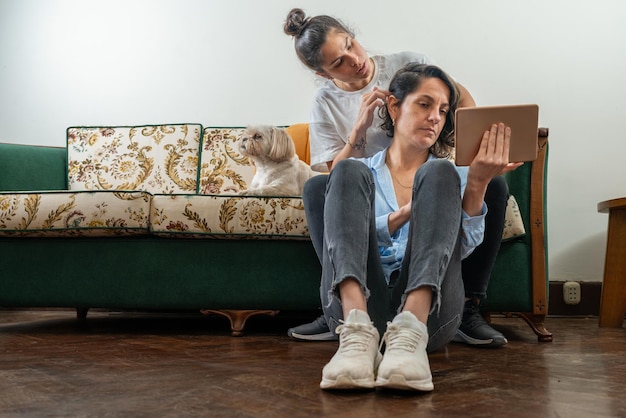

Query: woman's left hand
468,123,522,185
462,123,522,216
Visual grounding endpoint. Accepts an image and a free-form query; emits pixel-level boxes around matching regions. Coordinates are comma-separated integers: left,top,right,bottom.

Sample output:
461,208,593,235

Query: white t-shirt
309,51,433,172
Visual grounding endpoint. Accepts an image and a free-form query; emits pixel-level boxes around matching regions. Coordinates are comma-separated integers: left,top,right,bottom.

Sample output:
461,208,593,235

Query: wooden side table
597,197,626,327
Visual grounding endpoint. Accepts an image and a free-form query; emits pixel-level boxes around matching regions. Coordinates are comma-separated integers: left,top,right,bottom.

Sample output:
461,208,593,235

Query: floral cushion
502,195,526,241
0,191,151,237
198,127,255,195
67,124,202,194
150,194,309,239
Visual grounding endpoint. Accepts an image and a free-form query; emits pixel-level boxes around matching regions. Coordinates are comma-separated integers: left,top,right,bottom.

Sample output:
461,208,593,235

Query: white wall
1,0,625,282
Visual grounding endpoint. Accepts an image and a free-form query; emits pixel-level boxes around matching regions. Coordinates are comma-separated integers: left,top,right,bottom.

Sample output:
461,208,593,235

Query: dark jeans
303,159,465,352
461,175,508,300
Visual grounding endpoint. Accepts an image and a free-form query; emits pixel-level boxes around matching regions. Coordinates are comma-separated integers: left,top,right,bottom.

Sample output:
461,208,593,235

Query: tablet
454,104,539,166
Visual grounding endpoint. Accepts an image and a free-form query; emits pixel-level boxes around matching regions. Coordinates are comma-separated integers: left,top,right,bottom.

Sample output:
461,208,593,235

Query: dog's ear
268,127,296,162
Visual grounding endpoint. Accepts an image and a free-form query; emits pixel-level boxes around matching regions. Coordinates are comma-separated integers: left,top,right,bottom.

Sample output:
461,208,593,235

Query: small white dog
238,125,319,196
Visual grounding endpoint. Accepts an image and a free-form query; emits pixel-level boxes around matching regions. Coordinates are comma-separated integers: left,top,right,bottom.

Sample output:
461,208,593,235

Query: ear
387,95,399,123
268,128,295,162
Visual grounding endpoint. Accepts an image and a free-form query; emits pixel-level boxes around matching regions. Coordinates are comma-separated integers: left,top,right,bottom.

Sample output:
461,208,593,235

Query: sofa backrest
197,124,312,195
197,127,254,195
66,124,202,194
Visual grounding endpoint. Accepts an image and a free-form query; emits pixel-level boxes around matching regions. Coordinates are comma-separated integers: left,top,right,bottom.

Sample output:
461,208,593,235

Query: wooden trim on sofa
515,128,553,342
531,128,549,316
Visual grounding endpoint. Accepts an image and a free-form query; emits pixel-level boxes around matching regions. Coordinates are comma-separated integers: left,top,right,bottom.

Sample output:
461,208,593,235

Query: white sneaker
375,311,434,391
320,309,382,390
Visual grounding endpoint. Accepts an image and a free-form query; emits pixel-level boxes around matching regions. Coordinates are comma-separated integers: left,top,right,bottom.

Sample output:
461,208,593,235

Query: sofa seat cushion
0,190,151,237
67,124,202,194
150,194,309,239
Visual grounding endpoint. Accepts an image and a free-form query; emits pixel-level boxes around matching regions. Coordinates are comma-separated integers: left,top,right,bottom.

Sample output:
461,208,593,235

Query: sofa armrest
0,143,68,191
529,128,549,315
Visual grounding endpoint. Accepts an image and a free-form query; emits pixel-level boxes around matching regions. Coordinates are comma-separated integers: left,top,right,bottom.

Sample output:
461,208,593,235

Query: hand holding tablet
454,104,539,166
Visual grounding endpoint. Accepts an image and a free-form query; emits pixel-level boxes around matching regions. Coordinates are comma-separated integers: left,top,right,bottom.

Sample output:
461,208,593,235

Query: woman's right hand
387,200,411,235
353,87,390,133
331,87,390,169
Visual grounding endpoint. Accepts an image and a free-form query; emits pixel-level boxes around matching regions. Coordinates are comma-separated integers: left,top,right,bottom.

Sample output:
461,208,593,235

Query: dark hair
380,63,460,158
283,8,354,73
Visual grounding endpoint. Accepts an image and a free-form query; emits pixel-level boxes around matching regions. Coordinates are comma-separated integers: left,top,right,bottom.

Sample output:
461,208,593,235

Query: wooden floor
1,310,624,418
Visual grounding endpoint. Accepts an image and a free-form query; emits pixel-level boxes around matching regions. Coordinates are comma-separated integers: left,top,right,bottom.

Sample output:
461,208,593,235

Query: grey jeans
303,159,465,352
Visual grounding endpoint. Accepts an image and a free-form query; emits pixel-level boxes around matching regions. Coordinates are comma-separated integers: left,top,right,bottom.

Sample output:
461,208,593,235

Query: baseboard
548,281,602,316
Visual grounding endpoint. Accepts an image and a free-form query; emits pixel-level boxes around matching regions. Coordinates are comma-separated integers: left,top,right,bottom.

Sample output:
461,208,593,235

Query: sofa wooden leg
76,308,89,319
516,312,553,342
200,309,279,336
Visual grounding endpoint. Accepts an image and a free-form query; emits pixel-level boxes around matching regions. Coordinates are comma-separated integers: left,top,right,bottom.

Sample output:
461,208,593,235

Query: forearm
462,179,487,217
330,87,388,169
331,126,368,169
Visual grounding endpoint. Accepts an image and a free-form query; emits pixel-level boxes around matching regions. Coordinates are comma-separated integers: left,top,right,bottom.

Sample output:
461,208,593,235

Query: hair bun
284,8,309,37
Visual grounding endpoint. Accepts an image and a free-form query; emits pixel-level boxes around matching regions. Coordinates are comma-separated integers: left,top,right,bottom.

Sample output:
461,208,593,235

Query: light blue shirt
356,150,487,283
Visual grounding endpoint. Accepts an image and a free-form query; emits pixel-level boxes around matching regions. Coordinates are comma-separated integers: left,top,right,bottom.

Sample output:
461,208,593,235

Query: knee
486,176,509,199
484,176,509,210
416,159,460,188
423,159,458,177
303,174,328,201
333,159,369,175
330,159,372,185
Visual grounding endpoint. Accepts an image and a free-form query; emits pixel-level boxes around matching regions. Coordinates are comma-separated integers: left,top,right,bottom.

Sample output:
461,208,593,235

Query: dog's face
239,125,295,163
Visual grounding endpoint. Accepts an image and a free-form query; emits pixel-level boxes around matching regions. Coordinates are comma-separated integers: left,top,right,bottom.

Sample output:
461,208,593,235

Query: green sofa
0,123,551,341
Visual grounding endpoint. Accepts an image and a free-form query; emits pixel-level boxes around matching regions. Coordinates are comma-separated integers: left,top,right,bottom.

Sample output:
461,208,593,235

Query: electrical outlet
563,281,581,305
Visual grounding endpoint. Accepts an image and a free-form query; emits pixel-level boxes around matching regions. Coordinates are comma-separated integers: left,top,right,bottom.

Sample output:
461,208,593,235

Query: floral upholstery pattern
0,191,151,237
67,124,202,194
150,194,309,239
198,128,255,195
153,127,308,239
502,195,526,241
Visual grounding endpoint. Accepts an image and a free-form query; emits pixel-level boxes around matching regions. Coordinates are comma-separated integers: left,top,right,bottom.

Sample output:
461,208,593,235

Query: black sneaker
287,315,338,341
453,299,508,348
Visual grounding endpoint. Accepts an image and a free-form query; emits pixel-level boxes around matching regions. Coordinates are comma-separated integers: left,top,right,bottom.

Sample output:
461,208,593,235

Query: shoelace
335,322,377,353
380,323,420,353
